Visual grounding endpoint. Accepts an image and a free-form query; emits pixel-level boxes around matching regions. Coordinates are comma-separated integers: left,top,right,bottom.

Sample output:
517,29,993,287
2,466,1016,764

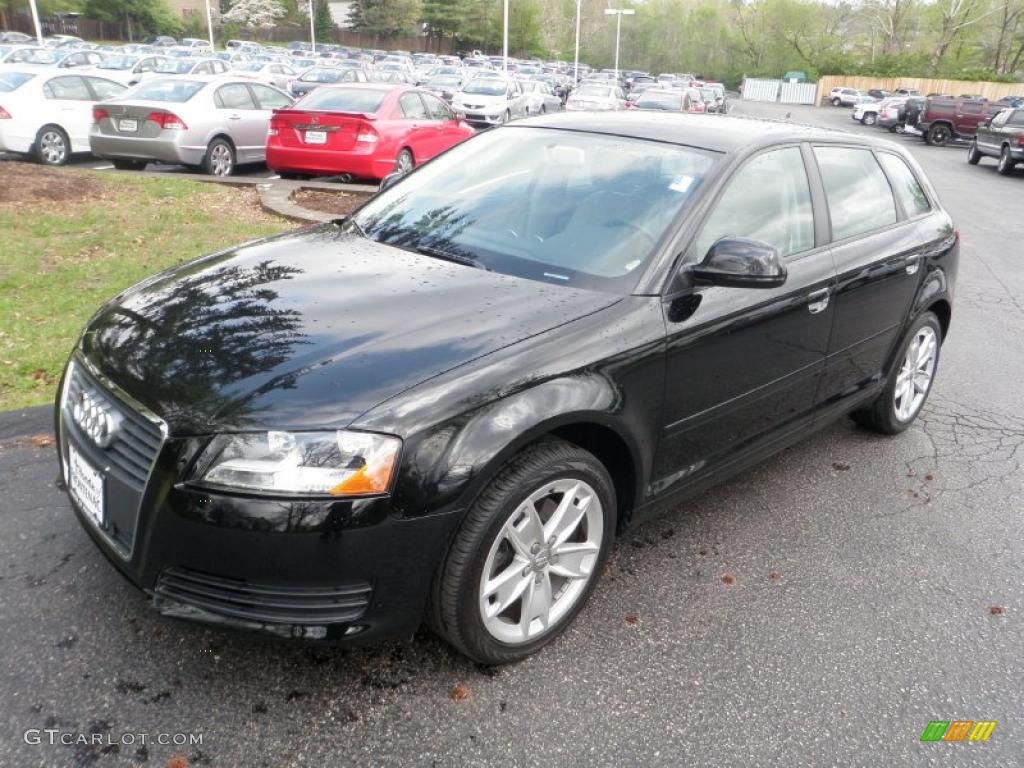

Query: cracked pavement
1,102,1022,767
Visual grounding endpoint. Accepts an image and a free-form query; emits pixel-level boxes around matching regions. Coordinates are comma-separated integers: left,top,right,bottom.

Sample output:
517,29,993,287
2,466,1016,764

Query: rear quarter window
877,153,931,218
814,146,897,241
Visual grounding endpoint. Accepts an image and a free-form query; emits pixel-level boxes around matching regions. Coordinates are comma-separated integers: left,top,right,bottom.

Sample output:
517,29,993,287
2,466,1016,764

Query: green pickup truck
968,106,1024,175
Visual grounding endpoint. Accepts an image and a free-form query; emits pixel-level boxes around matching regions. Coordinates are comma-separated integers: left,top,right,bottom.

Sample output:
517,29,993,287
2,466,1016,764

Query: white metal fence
779,81,818,105
741,78,781,102
742,78,819,105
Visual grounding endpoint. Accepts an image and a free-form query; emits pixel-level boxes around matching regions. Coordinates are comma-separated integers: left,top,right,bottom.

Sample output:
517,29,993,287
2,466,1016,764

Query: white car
451,74,530,127
230,61,300,91
520,79,562,115
830,87,863,107
84,54,166,87
565,83,627,111
0,69,126,165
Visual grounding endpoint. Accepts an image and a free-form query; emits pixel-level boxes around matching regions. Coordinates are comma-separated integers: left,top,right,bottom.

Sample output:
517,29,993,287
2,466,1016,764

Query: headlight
194,430,401,496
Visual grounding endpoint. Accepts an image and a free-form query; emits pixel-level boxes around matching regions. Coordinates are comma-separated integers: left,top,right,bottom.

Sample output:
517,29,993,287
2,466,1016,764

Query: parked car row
839,87,1024,176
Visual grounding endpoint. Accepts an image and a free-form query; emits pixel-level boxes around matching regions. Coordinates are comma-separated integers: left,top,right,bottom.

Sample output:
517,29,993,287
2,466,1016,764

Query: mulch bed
292,189,372,217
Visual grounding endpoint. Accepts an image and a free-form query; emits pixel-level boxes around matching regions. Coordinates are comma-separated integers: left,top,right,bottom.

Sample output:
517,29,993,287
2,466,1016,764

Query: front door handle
807,288,830,314
905,256,920,275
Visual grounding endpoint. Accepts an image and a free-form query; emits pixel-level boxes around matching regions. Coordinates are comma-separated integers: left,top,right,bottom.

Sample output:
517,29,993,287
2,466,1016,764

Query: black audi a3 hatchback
56,113,957,664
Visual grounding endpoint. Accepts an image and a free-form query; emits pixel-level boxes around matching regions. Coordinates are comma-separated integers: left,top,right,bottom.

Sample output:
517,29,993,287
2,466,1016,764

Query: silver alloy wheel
209,143,233,176
39,130,67,165
893,325,937,422
395,150,413,175
479,478,603,644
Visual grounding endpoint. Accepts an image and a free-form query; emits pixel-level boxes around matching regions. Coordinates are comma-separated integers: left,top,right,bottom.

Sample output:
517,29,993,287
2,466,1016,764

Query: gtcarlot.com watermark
24,728,202,747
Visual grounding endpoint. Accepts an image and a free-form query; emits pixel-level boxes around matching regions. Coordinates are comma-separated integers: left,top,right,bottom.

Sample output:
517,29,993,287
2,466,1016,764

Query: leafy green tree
349,0,423,36
422,0,469,40
83,0,181,37
223,0,287,28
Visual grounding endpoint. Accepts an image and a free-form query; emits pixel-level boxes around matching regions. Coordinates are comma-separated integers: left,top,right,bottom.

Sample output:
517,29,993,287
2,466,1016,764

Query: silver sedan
89,76,293,175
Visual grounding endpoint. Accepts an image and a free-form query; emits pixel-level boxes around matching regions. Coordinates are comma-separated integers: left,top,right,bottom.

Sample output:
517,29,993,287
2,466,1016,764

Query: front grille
65,363,163,491
155,567,373,625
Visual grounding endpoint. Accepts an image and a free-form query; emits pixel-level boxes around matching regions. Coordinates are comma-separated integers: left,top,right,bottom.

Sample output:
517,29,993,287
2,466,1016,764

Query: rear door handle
807,288,830,314
905,256,920,275
228,114,242,120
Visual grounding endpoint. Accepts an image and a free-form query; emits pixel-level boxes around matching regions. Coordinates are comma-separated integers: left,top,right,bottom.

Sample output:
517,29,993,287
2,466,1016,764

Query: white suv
829,87,862,107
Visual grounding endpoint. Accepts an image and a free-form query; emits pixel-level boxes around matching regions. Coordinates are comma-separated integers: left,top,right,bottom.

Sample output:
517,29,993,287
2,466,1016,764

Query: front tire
998,145,1016,175
432,439,616,665
203,138,235,177
35,125,70,166
967,141,981,165
831,97,841,106
852,311,942,435
863,112,877,126
926,124,951,146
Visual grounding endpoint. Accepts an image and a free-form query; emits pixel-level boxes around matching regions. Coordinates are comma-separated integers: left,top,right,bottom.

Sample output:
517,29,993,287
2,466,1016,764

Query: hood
80,226,620,435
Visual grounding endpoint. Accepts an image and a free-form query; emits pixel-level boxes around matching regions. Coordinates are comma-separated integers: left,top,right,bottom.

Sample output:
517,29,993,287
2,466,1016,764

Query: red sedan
266,83,475,181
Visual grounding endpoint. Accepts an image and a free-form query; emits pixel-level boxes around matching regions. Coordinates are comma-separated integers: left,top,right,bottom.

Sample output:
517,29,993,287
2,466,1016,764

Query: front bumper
458,110,505,127
57,359,462,644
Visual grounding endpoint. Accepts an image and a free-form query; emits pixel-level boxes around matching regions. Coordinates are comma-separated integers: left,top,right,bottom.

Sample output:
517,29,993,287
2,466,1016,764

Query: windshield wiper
412,244,490,271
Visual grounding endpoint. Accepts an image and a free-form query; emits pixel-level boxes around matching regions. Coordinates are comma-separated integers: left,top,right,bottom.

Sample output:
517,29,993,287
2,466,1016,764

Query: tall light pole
502,0,509,71
604,8,634,81
573,0,581,82
28,0,43,45
204,0,215,49
309,0,317,55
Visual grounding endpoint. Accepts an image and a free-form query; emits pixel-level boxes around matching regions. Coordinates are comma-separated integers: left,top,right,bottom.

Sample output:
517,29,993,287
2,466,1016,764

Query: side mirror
687,237,787,289
455,110,466,121
379,171,403,191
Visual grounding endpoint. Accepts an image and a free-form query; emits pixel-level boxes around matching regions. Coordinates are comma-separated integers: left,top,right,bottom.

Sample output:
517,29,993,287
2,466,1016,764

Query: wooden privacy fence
817,75,1024,105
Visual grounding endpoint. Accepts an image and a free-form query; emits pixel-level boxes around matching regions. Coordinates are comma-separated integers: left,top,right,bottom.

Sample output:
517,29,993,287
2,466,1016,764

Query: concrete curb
0,405,53,442
257,179,376,224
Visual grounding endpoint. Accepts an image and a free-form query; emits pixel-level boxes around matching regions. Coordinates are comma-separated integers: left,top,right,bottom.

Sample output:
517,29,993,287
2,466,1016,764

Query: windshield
463,79,508,96
298,87,387,112
427,76,461,88
575,85,612,99
352,128,716,293
0,71,34,91
127,78,205,102
299,68,342,83
98,56,138,70
155,60,195,74
636,91,682,110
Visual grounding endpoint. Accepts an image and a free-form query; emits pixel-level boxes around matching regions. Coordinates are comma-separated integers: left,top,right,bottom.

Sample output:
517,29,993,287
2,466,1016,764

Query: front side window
1008,109,1024,126
877,153,931,218
423,93,452,120
250,84,291,109
86,77,126,101
351,128,716,293
693,146,814,260
814,146,897,241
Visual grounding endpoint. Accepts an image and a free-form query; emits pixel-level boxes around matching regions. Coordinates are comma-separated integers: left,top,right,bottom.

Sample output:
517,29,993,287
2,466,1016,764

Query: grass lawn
0,163,294,411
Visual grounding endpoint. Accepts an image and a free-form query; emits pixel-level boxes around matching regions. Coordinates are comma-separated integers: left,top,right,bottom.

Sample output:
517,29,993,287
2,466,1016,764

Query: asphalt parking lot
2,100,1022,767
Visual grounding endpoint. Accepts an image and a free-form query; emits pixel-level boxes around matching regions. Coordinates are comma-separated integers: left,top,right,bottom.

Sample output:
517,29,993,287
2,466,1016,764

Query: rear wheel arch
928,298,952,340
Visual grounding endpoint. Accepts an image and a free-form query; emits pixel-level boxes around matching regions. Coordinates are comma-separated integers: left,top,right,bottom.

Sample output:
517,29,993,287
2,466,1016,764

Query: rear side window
930,102,954,115
694,146,814,259
877,153,931,218
43,76,90,100
399,92,428,118
814,147,897,240
215,83,256,109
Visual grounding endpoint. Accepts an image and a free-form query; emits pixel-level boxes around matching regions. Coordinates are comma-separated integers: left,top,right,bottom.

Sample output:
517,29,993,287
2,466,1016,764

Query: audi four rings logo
71,390,120,448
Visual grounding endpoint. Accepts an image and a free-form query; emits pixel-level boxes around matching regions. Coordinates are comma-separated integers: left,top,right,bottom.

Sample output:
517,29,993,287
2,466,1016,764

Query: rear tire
394,148,414,176
967,141,981,165
851,311,941,435
863,113,877,126
203,138,235,177
998,145,1016,175
431,438,616,665
831,97,841,106
34,125,70,166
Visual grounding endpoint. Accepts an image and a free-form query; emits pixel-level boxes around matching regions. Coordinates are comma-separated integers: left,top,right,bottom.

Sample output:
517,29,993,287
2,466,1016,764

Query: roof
512,111,896,154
